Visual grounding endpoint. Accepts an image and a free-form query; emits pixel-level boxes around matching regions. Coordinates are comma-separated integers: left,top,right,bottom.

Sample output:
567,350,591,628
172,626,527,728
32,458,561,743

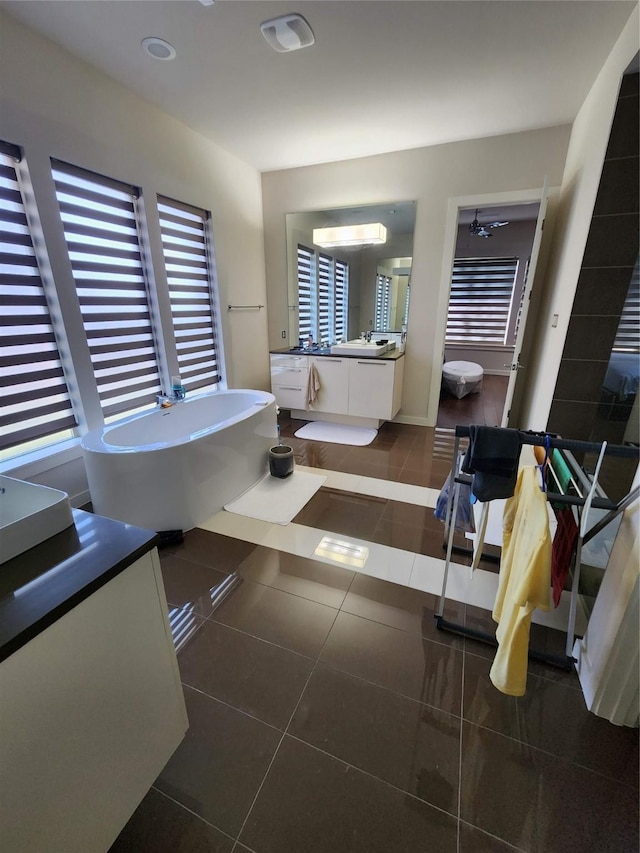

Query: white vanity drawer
270,354,310,370
271,383,307,409
270,365,308,385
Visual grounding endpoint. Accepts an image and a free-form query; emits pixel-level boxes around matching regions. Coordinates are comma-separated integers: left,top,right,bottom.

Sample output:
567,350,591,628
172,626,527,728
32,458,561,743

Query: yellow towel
490,466,551,696
307,363,321,407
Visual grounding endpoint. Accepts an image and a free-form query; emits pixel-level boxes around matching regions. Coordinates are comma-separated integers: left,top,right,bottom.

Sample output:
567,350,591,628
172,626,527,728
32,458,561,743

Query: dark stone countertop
269,346,405,361
0,509,158,663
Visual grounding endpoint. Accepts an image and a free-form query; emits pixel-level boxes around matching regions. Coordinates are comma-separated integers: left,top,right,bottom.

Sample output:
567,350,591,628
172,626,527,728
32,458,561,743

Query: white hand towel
307,363,321,407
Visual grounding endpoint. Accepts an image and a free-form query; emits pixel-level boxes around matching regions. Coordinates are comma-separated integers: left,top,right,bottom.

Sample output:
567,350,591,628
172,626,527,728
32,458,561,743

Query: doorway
436,198,542,428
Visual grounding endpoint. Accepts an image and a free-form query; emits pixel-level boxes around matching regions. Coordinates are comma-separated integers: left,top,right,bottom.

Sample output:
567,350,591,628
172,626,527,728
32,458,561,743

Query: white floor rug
224,470,327,525
294,421,378,446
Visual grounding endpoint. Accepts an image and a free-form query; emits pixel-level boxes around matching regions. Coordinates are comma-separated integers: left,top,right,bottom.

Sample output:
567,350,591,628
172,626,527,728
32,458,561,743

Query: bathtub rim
80,389,276,455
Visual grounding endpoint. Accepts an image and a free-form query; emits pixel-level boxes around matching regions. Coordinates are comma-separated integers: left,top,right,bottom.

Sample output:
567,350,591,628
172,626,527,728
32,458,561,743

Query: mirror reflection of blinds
613,257,639,353
297,244,314,342
52,159,162,419
446,257,519,344
158,197,220,390
375,274,391,330
1,146,78,450
318,254,332,346
403,283,411,327
334,259,348,343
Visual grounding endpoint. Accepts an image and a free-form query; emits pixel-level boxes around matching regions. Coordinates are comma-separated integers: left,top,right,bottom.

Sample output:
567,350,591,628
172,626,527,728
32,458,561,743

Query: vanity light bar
313,223,387,248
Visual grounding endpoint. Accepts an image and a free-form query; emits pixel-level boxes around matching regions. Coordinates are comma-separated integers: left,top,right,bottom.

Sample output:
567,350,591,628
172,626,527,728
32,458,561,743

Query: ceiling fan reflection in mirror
468,209,509,238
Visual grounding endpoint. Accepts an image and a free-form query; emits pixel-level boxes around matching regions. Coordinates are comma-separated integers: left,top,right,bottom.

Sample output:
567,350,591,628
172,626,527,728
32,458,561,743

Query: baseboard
393,414,431,426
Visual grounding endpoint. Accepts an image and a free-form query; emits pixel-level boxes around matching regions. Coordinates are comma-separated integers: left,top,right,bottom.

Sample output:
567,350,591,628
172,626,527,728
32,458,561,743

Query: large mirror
285,201,416,346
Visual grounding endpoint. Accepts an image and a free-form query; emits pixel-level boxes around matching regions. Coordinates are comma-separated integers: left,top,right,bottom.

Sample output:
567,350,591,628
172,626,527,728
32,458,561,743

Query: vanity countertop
270,346,405,361
0,509,158,663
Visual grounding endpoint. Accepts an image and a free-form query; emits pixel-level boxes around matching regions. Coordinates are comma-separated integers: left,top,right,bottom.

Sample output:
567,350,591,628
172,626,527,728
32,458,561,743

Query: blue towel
434,451,475,533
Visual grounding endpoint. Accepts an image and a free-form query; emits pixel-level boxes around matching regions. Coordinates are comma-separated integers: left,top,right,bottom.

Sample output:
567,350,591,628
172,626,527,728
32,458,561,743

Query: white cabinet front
310,357,349,415
348,359,396,420
270,354,309,410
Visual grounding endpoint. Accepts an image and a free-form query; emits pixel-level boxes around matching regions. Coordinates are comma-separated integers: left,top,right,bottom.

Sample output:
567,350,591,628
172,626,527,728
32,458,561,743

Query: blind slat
1,149,77,452
54,159,162,415
158,195,220,391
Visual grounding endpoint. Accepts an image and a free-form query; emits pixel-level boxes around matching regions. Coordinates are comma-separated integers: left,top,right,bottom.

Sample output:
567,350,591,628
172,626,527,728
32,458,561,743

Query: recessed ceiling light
141,37,177,61
260,14,315,53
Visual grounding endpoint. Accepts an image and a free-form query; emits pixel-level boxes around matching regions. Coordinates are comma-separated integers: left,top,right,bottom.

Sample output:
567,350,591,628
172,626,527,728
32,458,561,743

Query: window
613,258,639,353
297,245,349,345
403,283,411,328
334,259,348,343
297,244,315,343
375,274,391,331
158,197,220,391
318,253,331,345
446,257,519,345
1,144,77,454
52,160,162,419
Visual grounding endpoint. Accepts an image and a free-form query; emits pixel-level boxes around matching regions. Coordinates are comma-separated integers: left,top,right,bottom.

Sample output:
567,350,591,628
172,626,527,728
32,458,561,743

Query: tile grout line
230,603,343,849
461,717,640,790
282,732,462,823
457,648,465,853
148,785,236,846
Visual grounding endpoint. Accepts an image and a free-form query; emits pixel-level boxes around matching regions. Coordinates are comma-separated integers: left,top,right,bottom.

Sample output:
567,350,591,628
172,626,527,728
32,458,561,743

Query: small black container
269,445,294,478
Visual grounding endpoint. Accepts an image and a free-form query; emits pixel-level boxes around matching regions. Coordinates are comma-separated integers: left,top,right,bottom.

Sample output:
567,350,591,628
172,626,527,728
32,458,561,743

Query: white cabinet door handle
356,361,387,366
279,386,303,391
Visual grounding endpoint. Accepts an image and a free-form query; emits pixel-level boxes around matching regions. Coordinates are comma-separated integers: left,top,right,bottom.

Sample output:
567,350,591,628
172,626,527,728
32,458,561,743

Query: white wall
519,7,640,430
262,126,570,425
0,12,268,502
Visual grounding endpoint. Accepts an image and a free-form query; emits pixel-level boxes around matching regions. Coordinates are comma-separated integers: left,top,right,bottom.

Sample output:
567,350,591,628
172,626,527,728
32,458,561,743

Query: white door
501,178,550,427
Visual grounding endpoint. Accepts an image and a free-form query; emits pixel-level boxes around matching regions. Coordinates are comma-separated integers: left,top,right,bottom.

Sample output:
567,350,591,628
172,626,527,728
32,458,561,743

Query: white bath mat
224,470,326,525
294,421,378,446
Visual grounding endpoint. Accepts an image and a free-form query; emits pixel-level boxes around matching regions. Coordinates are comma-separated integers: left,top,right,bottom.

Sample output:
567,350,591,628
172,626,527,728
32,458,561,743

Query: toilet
442,360,484,399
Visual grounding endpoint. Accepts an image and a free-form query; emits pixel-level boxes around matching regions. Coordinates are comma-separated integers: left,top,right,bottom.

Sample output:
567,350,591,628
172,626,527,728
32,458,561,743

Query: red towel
551,508,579,607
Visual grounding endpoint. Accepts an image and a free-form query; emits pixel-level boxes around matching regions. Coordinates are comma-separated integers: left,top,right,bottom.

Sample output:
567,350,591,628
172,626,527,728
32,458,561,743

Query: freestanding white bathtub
81,389,277,532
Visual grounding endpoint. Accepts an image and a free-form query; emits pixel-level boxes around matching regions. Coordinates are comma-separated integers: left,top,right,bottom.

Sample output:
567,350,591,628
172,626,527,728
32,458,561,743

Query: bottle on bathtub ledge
171,375,186,401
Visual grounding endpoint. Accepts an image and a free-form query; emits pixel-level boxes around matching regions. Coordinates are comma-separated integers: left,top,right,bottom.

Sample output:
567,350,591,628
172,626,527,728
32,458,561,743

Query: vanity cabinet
0,513,187,853
270,353,309,410
271,350,405,424
310,356,349,414
348,356,404,420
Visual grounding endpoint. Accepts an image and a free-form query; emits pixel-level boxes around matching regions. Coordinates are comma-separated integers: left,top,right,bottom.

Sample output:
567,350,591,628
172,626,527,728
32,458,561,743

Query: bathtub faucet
156,392,184,406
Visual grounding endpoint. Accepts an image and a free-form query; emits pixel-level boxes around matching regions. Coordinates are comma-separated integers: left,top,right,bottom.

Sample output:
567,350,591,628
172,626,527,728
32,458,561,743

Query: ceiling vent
260,14,315,53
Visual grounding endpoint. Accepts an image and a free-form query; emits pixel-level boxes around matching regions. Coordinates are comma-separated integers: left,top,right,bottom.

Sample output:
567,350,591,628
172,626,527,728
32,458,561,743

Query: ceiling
1,0,636,172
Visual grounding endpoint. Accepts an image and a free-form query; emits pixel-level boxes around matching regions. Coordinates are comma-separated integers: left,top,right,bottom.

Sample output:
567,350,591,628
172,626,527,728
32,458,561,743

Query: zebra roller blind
158,197,220,390
375,274,391,331
446,257,519,344
52,159,162,419
1,145,77,450
613,258,640,353
297,244,314,343
297,245,349,345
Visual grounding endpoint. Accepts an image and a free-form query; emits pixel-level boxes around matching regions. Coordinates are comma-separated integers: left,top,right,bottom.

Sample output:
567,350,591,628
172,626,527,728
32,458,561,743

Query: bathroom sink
0,476,74,564
330,340,390,357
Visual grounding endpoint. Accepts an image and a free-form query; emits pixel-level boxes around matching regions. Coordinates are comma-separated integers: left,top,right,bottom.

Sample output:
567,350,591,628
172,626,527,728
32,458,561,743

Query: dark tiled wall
548,72,639,441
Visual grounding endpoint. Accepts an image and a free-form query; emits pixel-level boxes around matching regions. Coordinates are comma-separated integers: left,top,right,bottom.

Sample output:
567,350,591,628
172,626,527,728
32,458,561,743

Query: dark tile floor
437,373,509,430
110,526,640,853
279,415,458,489
293,486,502,571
